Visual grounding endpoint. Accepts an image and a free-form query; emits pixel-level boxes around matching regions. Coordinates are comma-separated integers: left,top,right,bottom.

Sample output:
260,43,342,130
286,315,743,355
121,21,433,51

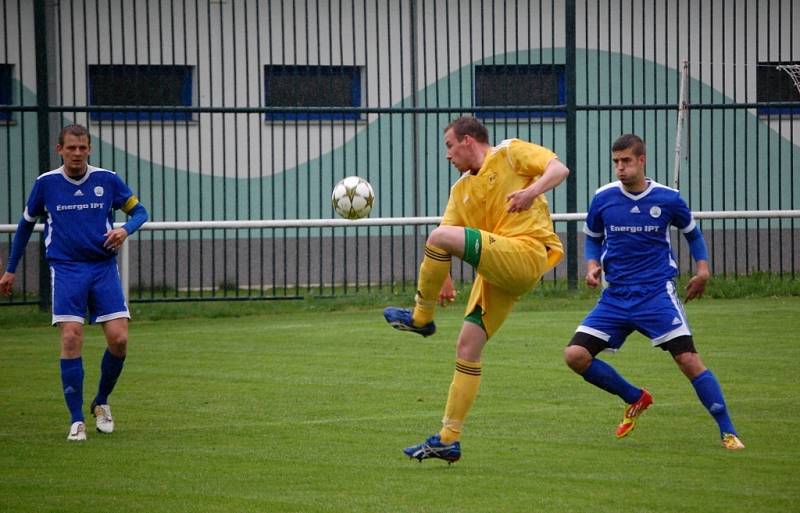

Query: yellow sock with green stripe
411,244,451,327
439,359,482,444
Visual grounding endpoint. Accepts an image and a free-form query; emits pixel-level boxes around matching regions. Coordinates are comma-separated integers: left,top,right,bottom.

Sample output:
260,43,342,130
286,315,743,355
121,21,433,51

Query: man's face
611,147,646,187
57,133,91,176
444,129,472,173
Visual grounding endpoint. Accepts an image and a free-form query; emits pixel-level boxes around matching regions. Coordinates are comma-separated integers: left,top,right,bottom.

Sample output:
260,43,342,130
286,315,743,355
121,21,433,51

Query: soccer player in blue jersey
564,134,744,450
0,124,148,441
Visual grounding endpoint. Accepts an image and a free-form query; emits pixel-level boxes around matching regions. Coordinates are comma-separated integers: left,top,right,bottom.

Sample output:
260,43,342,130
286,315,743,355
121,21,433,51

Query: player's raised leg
384,226,466,336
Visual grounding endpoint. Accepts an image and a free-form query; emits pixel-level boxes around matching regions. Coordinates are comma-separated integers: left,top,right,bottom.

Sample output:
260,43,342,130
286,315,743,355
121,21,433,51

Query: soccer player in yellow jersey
384,116,570,463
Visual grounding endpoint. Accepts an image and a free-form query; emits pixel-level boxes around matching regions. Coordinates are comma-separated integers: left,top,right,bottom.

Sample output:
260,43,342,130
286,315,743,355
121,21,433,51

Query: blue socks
94,349,126,406
691,369,736,436
60,357,84,423
582,358,643,404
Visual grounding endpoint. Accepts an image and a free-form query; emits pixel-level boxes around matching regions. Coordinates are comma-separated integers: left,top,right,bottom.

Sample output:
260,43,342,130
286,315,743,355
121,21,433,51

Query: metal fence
1,0,799,305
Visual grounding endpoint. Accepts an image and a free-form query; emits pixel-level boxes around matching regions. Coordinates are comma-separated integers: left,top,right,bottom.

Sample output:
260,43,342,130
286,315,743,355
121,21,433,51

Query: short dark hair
611,133,646,156
58,124,91,146
444,116,489,144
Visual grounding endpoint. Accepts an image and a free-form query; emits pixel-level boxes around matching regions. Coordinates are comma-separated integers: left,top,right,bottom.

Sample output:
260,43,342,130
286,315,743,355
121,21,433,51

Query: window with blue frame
475,64,566,119
0,64,12,122
264,65,362,121
88,65,193,121
757,62,800,116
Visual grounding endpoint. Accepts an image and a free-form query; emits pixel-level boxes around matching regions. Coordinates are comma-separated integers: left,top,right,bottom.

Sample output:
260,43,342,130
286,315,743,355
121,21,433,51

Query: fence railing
2,209,798,306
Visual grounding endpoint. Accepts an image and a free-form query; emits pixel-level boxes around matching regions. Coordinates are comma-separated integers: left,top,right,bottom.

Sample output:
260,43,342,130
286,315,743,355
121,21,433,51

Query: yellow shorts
464,230,552,338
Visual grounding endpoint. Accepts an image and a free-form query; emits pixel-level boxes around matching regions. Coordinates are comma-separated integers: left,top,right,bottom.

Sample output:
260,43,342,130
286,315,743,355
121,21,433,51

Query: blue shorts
50,259,130,325
575,281,691,350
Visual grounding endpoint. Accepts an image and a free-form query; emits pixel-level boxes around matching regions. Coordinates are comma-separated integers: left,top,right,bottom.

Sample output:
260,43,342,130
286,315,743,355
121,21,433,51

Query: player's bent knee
565,332,606,373
427,226,463,256
564,345,592,373
671,347,706,380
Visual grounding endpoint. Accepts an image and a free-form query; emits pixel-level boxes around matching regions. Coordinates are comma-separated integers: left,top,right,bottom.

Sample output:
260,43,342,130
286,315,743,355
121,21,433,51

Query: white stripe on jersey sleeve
679,218,697,233
583,224,603,238
23,207,36,222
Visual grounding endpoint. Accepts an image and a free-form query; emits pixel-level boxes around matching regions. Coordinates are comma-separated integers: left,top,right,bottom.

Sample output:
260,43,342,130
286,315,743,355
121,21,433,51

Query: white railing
2,210,799,300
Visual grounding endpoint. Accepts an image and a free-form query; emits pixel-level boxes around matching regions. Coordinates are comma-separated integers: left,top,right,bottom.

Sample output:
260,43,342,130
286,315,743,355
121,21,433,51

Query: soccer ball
331,176,375,220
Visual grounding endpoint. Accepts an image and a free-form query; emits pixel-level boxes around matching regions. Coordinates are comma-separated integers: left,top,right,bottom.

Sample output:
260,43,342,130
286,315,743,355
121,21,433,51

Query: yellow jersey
441,138,564,269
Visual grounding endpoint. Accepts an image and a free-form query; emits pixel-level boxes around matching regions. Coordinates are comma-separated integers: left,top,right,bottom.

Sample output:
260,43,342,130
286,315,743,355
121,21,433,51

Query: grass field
1,295,798,513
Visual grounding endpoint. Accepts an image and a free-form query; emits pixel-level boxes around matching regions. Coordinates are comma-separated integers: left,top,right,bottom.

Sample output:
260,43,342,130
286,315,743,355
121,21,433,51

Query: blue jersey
23,166,138,263
583,179,696,286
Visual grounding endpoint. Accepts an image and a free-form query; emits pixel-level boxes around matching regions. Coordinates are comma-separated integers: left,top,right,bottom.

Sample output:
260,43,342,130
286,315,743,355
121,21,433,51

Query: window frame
87,64,194,121
756,61,800,116
263,65,362,121
474,64,566,120
0,64,12,122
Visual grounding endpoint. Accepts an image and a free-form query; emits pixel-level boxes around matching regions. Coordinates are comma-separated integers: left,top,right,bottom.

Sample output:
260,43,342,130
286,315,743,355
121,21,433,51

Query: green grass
1,296,799,512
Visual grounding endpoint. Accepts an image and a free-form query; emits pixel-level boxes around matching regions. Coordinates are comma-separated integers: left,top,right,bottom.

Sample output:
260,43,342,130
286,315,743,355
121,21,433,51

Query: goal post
673,59,690,190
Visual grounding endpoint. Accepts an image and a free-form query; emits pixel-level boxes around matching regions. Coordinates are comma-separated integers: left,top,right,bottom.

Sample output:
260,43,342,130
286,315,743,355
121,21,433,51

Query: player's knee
427,226,459,254
106,334,128,357
60,325,83,356
564,345,592,373
673,351,705,380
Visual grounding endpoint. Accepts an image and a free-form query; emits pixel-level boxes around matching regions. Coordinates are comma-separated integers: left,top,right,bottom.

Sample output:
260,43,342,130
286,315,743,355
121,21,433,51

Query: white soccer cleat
67,421,87,441
92,403,114,434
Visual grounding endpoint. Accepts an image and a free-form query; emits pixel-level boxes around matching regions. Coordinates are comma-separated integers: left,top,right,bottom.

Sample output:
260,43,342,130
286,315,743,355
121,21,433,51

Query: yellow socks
439,359,482,444
412,244,451,327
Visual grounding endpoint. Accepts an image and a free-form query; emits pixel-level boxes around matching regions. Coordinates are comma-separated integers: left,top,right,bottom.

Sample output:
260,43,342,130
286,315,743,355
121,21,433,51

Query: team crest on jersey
649,206,661,218
487,173,497,185
94,186,104,197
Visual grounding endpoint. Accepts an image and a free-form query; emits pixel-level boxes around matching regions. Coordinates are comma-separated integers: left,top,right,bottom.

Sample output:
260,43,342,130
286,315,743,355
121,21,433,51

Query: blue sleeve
25,178,45,220
684,225,709,262
121,203,148,235
583,194,604,239
584,234,602,261
671,193,694,231
583,193,604,261
671,192,707,261
6,217,36,273
111,173,135,210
